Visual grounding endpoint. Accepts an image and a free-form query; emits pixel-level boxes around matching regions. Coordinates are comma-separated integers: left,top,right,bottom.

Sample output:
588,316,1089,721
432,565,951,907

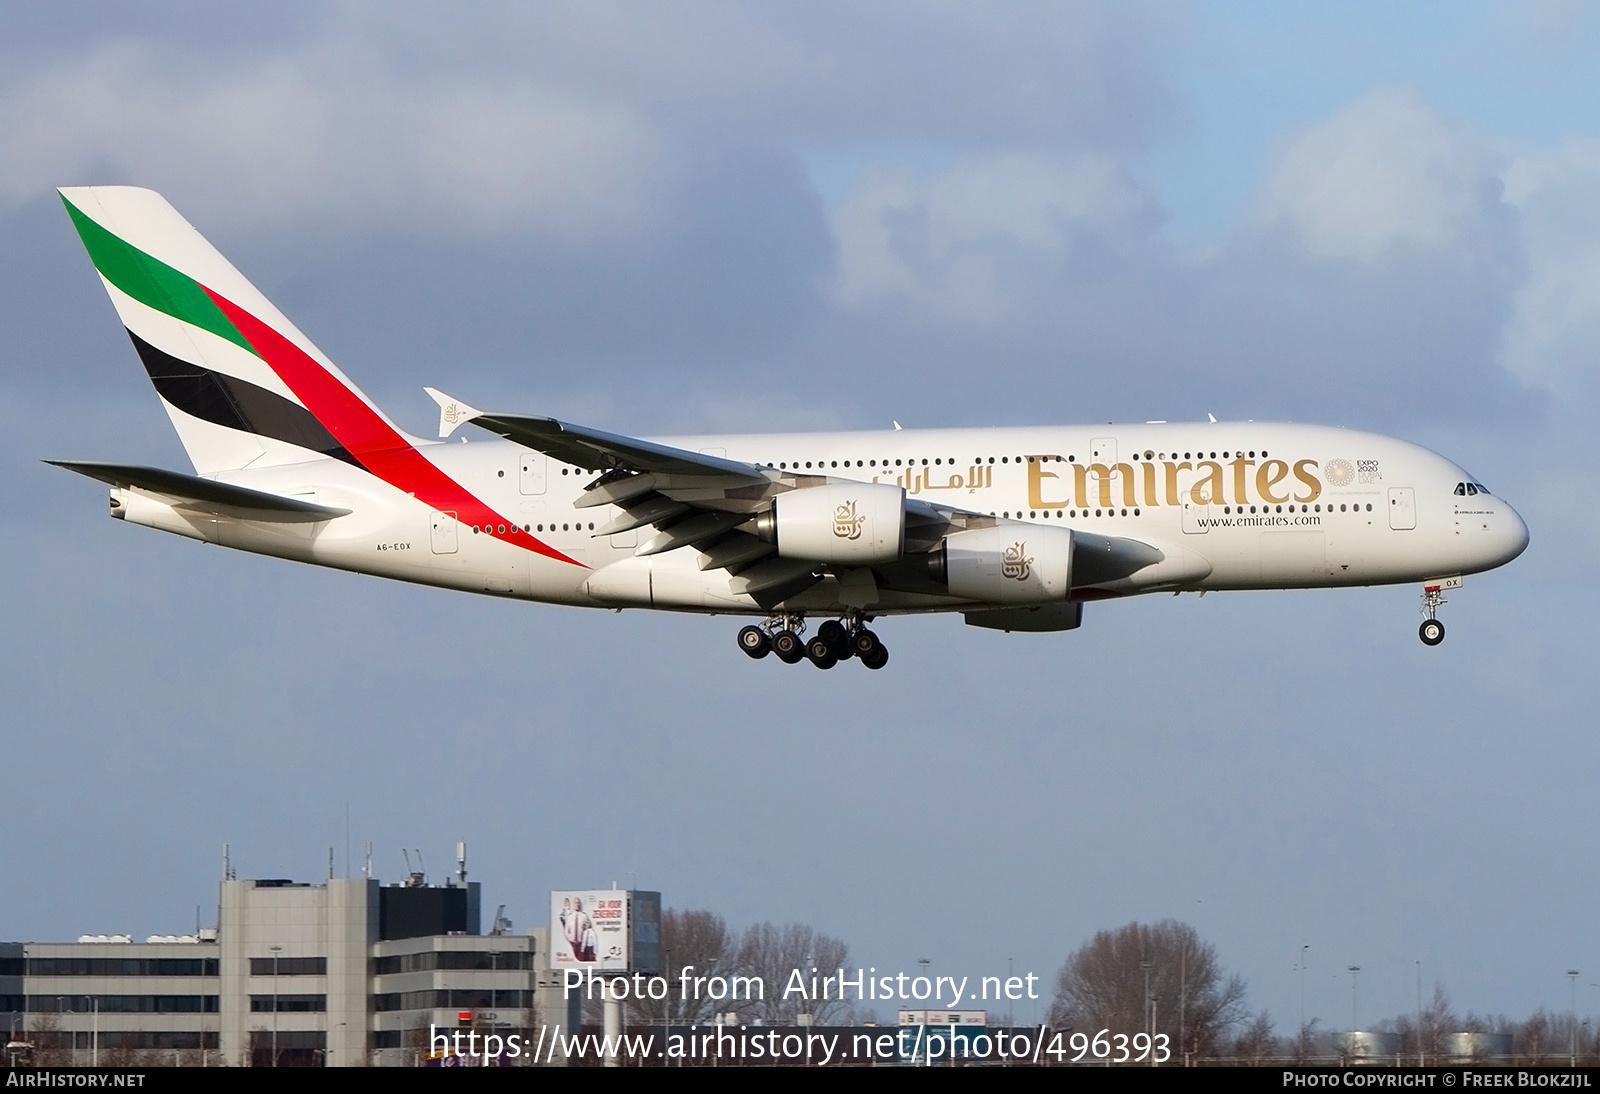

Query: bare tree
1049,920,1247,1060
27,1012,70,1067
1516,1009,1554,1064
1231,1010,1278,1063
734,922,852,1025
1291,1018,1321,1063
630,908,738,1025
1420,984,1457,1062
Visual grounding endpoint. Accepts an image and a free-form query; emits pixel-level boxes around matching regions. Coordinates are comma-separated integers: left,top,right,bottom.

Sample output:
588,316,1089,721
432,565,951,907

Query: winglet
424,388,482,439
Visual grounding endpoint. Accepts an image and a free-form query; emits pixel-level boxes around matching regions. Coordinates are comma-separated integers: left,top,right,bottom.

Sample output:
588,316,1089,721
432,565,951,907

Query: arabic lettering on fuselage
871,456,1339,509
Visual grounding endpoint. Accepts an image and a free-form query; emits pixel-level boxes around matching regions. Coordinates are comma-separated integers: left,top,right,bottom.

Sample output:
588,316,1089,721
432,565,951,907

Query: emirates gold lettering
1229,456,1255,506
1163,461,1191,506
1189,461,1224,505
1028,459,1071,509
833,500,865,540
1001,542,1033,581
989,453,1324,514
1091,463,1137,508
1292,459,1322,502
1256,460,1290,504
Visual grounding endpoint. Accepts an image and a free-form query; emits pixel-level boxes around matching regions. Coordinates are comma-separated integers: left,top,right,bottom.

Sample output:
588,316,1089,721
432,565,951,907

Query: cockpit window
1455,483,1466,495
1465,483,1478,496
1473,483,1490,495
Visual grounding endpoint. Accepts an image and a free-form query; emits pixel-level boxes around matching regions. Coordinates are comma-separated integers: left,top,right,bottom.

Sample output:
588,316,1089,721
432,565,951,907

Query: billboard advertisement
550,890,629,971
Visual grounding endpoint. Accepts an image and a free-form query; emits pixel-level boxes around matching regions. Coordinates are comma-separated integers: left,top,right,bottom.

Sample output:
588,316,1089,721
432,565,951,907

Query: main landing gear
737,615,888,670
1418,585,1447,646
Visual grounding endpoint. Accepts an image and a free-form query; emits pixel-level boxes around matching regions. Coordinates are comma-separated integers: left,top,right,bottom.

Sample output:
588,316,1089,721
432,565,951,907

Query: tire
737,625,770,659
850,629,882,658
805,636,838,669
772,630,804,663
861,645,889,670
1419,619,1445,646
818,619,852,658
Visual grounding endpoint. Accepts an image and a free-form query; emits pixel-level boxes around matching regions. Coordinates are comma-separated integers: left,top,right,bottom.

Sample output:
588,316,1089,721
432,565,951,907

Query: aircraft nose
1473,500,1530,571
1499,502,1531,565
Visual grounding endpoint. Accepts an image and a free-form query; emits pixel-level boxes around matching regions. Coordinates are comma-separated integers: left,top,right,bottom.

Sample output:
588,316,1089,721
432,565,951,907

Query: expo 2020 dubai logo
1324,459,1355,487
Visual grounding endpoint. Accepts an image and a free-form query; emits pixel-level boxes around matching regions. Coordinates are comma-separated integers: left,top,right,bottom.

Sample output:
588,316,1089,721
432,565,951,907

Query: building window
27,958,218,977
250,994,327,1013
249,957,327,977
29,995,218,1014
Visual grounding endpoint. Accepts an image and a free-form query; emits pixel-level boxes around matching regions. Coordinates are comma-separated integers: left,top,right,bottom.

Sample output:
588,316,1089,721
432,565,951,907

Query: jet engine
935,524,1074,603
753,482,906,565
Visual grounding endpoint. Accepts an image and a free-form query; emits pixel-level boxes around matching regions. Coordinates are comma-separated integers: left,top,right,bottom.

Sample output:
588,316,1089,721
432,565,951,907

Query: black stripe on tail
128,331,359,467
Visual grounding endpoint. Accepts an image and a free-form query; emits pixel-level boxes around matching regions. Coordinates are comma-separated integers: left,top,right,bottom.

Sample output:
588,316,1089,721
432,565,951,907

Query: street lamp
270,945,283,1068
1347,967,1361,1033
1569,970,1581,1068
1416,961,1423,1067
916,959,931,1065
1141,960,1153,1043
1299,945,1310,1054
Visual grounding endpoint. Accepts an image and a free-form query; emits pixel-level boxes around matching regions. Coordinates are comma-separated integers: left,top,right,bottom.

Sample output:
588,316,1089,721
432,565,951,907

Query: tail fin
60,186,417,475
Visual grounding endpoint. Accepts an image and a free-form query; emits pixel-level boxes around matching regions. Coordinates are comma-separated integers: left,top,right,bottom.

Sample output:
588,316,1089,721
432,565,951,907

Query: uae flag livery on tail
59,186,577,565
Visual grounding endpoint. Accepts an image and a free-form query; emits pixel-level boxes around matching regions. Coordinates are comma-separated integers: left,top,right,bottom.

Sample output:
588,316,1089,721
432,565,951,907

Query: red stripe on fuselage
203,287,583,568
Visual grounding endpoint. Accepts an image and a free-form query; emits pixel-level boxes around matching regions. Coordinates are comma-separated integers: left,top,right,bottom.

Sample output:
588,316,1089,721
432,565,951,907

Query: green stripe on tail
60,194,258,358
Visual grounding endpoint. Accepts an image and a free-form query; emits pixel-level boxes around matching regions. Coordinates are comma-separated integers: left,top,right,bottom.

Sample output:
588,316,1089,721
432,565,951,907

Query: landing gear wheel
850,629,882,659
860,645,889,670
772,630,804,664
1419,619,1445,646
805,636,839,669
737,625,771,659
818,620,851,659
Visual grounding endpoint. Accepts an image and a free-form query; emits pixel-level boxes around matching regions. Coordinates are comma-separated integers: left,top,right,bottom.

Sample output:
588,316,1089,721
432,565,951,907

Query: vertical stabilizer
60,186,416,475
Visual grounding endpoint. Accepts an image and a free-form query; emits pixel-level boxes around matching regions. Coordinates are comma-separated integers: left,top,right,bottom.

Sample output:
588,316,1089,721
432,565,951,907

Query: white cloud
1498,138,1600,396
828,152,1152,320
0,41,663,240
1256,88,1497,262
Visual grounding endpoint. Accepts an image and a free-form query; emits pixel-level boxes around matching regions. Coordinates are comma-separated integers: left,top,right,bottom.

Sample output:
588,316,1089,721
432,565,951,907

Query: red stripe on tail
203,287,583,568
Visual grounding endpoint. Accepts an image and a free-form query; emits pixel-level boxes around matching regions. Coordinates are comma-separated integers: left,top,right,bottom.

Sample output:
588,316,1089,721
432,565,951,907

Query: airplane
50,186,1529,670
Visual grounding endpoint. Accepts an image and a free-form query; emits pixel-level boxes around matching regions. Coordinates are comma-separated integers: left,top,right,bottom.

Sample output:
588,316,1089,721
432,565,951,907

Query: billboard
550,890,629,971
549,890,663,973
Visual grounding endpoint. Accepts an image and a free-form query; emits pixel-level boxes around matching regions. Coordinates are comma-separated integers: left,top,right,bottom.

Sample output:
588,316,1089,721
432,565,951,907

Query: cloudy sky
4,1,1598,1033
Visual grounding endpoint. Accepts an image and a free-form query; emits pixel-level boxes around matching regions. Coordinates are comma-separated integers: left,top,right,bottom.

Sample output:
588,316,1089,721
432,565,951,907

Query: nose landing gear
1418,581,1450,646
734,615,888,669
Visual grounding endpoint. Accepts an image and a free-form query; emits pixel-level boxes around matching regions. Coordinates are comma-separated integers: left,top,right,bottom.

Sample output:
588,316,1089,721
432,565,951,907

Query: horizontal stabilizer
48,461,351,522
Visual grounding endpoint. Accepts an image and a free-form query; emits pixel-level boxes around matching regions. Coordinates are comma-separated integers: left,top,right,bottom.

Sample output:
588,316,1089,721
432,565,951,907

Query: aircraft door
1181,497,1210,534
1388,487,1416,530
431,510,459,554
1091,437,1117,463
520,453,547,494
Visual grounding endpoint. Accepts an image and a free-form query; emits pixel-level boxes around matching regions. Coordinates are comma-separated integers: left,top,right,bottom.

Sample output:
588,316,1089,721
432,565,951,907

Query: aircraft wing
47,461,352,522
425,388,766,481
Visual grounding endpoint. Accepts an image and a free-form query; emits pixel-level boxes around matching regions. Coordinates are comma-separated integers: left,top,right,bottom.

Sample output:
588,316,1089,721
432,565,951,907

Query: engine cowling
942,524,1073,603
755,483,906,565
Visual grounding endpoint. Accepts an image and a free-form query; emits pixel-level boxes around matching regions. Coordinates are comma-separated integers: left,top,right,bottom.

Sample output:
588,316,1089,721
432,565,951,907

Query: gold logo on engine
1002,542,1032,581
833,500,866,540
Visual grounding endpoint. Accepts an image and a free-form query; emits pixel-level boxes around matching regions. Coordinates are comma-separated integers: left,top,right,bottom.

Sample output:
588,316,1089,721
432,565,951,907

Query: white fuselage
113,421,1529,618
